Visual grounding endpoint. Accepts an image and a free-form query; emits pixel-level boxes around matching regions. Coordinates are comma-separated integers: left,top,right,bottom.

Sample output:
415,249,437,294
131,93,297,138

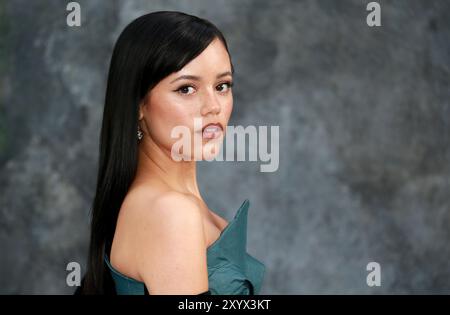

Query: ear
138,96,147,121
138,105,144,121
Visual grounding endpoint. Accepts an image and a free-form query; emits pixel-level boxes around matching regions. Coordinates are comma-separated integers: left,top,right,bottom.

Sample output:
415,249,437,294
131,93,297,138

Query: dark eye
216,82,233,93
177,85,196,95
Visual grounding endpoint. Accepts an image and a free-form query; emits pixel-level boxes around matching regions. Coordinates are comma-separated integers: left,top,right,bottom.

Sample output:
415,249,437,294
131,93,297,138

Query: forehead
170,39,232,78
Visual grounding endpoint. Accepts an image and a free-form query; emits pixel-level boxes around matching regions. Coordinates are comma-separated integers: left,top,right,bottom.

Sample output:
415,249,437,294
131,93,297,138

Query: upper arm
134,192,209,295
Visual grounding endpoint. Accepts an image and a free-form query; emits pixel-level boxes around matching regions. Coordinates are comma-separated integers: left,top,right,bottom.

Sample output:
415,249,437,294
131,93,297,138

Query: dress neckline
105,199,250,284
206,199,249,252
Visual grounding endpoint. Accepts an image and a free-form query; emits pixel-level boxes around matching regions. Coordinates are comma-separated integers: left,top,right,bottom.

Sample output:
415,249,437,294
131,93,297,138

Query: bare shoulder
136,191,205,241
149,191,202,218
119,186,200,221
123,190,209,294
118,188,206,248
127,190,204,229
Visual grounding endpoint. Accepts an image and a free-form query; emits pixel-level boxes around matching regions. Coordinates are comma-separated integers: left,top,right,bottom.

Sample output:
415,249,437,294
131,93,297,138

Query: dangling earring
137,125,143,140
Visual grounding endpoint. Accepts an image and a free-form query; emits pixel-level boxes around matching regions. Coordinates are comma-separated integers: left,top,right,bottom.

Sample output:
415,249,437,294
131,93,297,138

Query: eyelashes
216,81,233,92
175,81,233,96
176,85,196,95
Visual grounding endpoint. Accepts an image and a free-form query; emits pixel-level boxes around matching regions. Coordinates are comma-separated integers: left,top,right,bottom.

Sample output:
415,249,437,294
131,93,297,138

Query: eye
176,85,196,95
216,81,233,93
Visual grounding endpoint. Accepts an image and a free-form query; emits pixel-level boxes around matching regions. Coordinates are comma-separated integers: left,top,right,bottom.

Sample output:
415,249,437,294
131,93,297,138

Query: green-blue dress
104,199,265,295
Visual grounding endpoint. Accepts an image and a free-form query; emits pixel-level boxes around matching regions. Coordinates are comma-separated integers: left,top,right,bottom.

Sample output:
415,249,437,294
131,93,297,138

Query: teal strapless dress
104,199,266,295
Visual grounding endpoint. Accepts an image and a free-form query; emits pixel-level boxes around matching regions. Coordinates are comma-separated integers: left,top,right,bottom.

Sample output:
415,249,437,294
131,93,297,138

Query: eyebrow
170,71,232,84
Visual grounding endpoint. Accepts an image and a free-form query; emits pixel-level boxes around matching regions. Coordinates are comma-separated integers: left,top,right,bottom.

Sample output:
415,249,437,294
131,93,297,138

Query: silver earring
137,126,143,140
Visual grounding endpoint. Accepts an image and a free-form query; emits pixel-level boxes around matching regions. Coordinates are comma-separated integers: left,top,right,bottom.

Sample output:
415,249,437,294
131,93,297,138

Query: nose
200,90,221,116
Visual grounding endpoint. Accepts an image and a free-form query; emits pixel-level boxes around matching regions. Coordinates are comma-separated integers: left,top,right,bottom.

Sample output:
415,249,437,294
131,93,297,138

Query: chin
201,140,223,161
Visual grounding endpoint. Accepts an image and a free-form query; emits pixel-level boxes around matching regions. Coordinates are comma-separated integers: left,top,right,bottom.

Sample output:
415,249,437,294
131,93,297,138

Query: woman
78,11,265,295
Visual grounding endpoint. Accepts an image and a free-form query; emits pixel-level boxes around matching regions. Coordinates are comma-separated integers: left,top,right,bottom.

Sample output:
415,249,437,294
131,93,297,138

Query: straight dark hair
77,11,232,294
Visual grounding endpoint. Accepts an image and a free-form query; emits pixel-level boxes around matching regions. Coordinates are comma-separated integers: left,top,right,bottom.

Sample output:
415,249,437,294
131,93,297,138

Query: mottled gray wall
0,0,449,294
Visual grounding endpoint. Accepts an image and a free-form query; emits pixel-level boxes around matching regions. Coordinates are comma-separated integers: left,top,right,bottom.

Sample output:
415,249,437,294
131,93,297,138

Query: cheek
223,98,233,122
147,94,196,148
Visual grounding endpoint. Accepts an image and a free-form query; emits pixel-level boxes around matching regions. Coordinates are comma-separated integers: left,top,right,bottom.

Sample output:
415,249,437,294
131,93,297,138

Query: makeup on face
202,123,223,139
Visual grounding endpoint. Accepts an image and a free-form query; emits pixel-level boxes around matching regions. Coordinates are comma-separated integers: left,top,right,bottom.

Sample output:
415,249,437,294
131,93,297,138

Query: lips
202,123,223,139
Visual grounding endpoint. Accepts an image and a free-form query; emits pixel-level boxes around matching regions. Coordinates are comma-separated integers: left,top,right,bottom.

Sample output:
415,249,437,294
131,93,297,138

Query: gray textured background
0,0,449,294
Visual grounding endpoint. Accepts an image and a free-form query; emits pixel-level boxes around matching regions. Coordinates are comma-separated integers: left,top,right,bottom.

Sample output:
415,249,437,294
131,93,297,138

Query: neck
134,135,202,199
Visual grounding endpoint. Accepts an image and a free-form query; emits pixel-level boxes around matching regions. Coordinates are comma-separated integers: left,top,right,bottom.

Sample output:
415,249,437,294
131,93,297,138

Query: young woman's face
139,38,233,161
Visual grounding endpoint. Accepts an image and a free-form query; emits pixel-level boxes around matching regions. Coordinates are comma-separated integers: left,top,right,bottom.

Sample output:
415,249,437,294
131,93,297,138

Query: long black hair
78,11,232,294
